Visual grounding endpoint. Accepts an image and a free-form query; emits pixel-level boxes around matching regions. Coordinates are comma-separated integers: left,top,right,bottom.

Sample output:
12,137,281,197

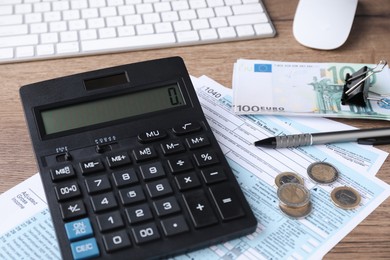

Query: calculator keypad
49,121,252,259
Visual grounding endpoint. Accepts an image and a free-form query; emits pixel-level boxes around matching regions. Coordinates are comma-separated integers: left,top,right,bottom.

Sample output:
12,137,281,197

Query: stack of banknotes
233,59,390,120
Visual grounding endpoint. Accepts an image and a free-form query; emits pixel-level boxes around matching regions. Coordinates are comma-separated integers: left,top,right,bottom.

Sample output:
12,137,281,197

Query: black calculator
20,57,257,260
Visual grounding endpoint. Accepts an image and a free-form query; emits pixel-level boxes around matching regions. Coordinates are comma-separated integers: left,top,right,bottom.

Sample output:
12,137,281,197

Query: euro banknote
233,59,390,120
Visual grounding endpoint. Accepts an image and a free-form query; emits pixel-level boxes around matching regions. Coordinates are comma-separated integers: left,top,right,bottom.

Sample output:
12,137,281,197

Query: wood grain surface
0,0,389,258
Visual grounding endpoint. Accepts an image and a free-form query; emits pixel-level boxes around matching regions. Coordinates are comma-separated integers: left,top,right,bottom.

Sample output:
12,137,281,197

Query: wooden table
0,0,389,258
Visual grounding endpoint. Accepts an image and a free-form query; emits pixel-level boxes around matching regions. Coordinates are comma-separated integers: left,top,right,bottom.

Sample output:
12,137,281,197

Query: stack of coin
275,172,304,187
277,183,312,219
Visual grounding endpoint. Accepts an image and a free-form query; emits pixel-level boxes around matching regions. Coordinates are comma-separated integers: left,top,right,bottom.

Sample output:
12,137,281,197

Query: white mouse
293,0,358,50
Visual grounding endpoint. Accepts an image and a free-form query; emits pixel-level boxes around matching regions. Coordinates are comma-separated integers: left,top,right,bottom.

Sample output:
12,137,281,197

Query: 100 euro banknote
233,59,390,120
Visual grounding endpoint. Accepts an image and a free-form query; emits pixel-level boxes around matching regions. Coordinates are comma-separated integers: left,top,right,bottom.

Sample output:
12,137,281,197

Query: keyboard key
50,164,75,181
80,159,105,174
193,151,219,167
146,179,173,198
81,33,176,52
125,203,153,224
112,168,139,187
201,167,227,184
90,192,118,212
153,196,181,217
131,223,161,244
185,134,210,149
182,189,218,228
0,34,38,48
161,215,189,237
96,211,124,232
70,238,100,260
139,161,166,180
65,218,93,241
209,184,245,221
60,199,87,220
103,230,132,252
119,185,146,205
106,151,131,168
174,172,201,190
133,145,157,162
55,182,81,201
160,140,185,155
85,175,112,194
172,122,201,135
138,129,167,143
167,156,193,173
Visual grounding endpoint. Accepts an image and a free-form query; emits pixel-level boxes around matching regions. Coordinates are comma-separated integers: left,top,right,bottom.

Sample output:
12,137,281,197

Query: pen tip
254,137,276,148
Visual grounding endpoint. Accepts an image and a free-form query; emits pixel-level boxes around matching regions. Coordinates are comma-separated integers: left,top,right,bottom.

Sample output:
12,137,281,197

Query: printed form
1,76,389,260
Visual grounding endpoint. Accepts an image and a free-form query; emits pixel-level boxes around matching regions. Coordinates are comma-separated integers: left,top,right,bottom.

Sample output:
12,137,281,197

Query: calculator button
182,190,218,228
146,179,173,198
60,199,87,220
79,159,105,174
106,151,131,168
138,129,167,143
96,211,124,232
85,175,112,194
133,146,158,162
153,196,181,217
119,185,146,205
112,168,139,187
65,218,93,241
55,182,81,201
161,215,189,237
174,172,201,190
193,151,219,167
209,184,245,221
201,167,227,184
167,156,193,173
139,161,166,180
160,140,185,155
90,192,118,213
70,237,100,260
103,230,132,253
125,203,153,224
50,164,75,181
172,122,202,135
185,134,210,149
131,222,161,244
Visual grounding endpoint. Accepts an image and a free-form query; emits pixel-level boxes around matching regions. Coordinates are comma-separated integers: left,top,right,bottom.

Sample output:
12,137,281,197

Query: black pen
254,127,390,148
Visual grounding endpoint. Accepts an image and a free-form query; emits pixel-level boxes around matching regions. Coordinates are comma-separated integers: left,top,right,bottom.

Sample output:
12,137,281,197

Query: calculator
20,57,257,260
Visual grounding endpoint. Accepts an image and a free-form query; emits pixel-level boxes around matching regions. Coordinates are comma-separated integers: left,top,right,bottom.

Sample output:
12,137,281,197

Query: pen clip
357,136,390,145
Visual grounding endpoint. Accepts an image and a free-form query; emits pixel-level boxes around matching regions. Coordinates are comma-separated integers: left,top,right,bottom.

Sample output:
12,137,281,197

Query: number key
96,211,124,232
85,175,111,194
90,192,118,212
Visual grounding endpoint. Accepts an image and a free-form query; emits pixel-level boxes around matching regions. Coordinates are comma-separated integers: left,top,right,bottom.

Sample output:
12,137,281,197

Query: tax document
0,76,389,260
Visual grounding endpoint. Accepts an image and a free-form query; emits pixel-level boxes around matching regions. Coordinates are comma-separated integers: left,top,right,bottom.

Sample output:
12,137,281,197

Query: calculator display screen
40,84,185,135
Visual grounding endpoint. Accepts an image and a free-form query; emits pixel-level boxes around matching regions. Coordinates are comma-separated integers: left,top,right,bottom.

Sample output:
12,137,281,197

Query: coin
331,186,361,209
277,183,310,208
279,201,312,219
275,172,304,187
307,162,339,184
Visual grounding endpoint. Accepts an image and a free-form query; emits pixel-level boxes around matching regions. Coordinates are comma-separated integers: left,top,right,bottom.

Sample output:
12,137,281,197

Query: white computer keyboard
0,0,276,64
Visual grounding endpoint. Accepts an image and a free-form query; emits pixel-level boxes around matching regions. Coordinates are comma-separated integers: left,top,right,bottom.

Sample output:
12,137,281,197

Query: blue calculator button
70,238,100,260
65,218,93,241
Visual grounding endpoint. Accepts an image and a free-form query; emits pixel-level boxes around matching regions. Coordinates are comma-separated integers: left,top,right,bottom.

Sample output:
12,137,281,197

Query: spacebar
82,33,177,52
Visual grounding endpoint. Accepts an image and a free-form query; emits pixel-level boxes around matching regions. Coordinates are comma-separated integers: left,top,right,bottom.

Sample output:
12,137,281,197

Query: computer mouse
293,0,358,50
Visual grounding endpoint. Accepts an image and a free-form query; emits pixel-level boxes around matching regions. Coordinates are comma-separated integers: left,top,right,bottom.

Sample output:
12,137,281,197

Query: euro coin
331,186,361,209
307,162,339,184
279,201,312,219
275,172,304,187
277,183,310,208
